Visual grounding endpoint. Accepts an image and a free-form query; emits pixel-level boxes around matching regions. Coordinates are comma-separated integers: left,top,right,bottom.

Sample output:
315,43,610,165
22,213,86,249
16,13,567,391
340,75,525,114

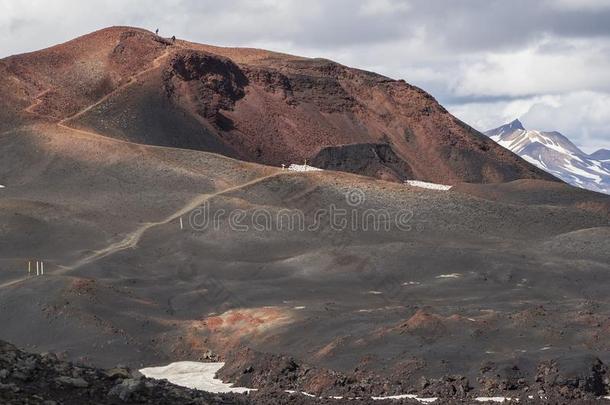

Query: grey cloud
176,0,610,51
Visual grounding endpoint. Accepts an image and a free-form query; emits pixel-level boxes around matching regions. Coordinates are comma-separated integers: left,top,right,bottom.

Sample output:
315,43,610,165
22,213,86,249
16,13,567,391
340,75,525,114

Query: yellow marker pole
28,261,31,275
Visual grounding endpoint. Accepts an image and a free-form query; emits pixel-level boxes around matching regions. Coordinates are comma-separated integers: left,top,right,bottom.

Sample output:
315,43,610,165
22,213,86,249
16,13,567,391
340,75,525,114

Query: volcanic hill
0,26,554,184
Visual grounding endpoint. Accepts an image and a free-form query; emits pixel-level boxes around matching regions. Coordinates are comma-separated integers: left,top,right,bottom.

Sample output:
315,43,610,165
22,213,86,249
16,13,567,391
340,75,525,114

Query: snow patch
372,394,437,403
562,158,602,182
521,155,543,168
297,391,439,402
288,164,323,172
139,362,254,394
405,180,452,191
475,397,513,403
436,273,461,279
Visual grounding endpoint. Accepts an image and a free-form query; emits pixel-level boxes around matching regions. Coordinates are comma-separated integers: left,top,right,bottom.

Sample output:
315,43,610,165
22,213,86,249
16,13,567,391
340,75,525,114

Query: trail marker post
36,261,39,276
41,261,44,275
180,217,184,230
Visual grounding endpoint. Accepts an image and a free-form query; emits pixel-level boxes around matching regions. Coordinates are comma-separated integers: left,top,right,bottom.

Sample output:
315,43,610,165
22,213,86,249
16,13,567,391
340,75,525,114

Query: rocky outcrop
311,143,414,182
1,329,609,403
163,50,248,125
0,340,414,404
535,356,609,399
217,347,402,397
0,340,248,404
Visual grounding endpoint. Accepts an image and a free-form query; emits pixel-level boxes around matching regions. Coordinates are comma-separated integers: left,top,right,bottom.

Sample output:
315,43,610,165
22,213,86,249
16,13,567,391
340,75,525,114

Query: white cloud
358,0,411,16
522,91,610,152
550,0,610,11
447,95,555,133
452,37,610,97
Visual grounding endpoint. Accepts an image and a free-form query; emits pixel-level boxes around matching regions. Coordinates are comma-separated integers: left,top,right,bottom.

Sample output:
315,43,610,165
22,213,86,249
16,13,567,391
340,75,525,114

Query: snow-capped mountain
485,119,610,195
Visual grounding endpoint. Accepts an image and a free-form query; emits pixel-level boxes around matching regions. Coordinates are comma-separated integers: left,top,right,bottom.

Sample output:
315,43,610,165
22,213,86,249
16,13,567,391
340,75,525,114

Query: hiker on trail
171,35,176,43
155,28,159,35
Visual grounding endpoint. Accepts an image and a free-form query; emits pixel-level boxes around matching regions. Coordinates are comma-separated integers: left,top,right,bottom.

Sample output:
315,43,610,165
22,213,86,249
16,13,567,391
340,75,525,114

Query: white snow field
371,394,438,402
288,164,323,172
474,397,513,403
435,273,462,279
404,180,452,191
139,361,254,394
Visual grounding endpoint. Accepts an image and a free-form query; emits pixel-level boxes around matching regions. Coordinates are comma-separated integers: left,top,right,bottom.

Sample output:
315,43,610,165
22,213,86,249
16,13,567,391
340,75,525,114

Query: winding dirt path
58,48,172,126
61,170,285,272
23,89,53,115
0,170,286,289
22,47,172,123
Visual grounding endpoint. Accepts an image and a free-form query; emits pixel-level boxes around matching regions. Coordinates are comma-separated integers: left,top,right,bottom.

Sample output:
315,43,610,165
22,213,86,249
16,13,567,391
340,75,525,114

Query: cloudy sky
2,0,610,152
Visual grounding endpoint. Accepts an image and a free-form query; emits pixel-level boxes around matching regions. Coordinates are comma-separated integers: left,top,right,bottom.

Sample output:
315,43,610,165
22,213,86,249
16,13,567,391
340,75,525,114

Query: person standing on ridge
155,28,159,35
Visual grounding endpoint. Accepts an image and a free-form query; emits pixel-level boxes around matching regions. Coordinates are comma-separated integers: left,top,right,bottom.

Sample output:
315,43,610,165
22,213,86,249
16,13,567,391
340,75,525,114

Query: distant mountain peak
484,122,610,195
508,118,525,131
485,119,526,139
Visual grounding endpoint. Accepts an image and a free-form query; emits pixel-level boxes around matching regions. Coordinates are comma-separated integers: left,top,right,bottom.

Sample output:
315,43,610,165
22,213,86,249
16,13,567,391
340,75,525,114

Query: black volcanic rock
535,355,609,399
163,50,248,121
310,143,414,182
